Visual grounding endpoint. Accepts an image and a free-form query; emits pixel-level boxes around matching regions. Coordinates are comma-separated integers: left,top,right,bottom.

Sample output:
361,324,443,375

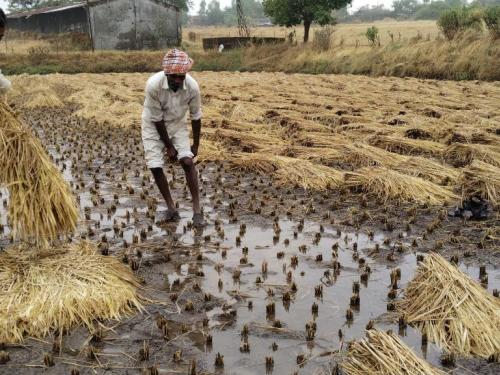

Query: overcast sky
1,0,394,14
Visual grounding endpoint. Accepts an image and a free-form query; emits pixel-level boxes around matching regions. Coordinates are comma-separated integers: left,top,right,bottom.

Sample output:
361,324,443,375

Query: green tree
206,0,224,25
198,0,207,16
263,0,352,42
392,0,421,18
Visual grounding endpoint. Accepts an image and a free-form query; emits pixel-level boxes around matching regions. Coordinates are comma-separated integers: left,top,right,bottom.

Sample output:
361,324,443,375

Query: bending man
141,49,204,227
0,9,12,95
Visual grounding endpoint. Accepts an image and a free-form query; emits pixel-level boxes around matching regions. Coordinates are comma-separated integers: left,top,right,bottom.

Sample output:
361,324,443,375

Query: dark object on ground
448,197,490,220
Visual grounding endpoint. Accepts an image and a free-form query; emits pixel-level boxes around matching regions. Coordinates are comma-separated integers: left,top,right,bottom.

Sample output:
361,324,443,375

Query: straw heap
398,254,500,359
0,102,78,243
342,329,446,375
459,160,499,207
0,241,143,343
344,167,458,204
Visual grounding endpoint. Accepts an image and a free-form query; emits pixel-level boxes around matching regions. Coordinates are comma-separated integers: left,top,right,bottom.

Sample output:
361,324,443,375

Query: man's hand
165,146,178,161
191,144,199,157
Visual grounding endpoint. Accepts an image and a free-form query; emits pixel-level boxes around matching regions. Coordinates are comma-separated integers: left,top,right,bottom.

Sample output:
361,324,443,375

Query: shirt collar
162,74,187,91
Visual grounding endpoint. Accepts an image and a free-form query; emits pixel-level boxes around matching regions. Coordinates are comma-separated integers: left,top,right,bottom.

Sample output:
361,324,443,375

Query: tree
392,0,421,18
206,0,224,25
263,0,352,42
198,0,207,16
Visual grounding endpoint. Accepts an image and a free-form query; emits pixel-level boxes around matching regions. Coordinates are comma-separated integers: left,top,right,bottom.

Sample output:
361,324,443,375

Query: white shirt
0,70,11,94
141,71,202,139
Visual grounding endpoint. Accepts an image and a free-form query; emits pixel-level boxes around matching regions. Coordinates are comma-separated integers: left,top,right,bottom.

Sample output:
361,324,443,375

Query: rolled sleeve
143,80,163,123
0,71,12,94
188,87,202,121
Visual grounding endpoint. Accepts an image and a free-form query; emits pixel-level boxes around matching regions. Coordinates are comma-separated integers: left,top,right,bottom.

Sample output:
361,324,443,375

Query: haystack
443,143,500,168
342,329,446,375
0,241,142,343
398,254,500,359
231,153,344,190
459,160,499,207
0,102,78,243
344,167,458,204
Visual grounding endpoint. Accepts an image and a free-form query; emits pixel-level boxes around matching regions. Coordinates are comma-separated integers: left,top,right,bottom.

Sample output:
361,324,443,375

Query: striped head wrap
162,49,194,74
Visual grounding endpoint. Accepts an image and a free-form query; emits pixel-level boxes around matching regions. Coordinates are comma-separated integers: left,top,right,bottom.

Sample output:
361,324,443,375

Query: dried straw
344,167,458,204
443,143,500,168
342,329,446,375
368,135,445,156
398,254,500,359
0,102,78,243
459,160,499,207
231,153,344,190
0,241,143,343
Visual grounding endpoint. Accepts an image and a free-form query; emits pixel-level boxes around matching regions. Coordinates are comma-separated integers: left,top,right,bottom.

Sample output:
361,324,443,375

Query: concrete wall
8,7,88,34
89,0,180,50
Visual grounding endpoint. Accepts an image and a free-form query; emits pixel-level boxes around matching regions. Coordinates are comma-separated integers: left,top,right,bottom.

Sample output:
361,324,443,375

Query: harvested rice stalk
459,160,499,207
394,156,460,185
344,167,458,204
443,143,500,168
368,135,445,156
0,241,143,343
231,153,344,190
343,329,447,375
0,102,78,243
398,254,500,359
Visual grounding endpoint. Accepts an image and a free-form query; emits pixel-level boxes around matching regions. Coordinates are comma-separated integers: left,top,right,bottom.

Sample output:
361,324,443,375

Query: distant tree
414,1,451,20
206,0,224,25
263,0,352,42
352,4,393,22
392,0,421,18
198,0,207,16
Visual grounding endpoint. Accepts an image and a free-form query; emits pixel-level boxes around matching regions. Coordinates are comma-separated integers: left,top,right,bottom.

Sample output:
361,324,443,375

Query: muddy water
169,212,499,374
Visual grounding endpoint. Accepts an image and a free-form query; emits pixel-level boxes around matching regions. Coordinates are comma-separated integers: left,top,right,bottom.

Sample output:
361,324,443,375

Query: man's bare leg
179,157,201,214
150,167,176,211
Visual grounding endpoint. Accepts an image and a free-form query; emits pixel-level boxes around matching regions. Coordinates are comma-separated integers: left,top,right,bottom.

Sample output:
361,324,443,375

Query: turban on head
162,49,194,74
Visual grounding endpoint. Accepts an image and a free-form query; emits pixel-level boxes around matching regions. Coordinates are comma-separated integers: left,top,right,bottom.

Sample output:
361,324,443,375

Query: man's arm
154,120,174,149
191,119,201,156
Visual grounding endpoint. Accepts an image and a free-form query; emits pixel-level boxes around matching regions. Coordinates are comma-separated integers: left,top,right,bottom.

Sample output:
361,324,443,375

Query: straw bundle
459,160,500,207
342,329,447,375
398,254,500,358
368,135,445,156
344,167,458,204
443,143,500,168
0,241,143,343
394,156,460,185
231,153,344,190
0,102,78,243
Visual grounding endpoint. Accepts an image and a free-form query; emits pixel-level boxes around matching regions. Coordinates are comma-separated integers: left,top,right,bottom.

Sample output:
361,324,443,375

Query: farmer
142,49,205,228
0,8,12,95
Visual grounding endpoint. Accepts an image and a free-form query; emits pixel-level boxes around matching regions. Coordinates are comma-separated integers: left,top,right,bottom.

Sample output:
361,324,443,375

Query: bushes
437,6,483,40
483,6,500,39
313,26,335,51
366,26,380,46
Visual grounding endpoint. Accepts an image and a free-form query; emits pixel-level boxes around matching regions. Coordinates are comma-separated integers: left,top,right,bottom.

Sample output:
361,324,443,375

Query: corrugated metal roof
7,0,180,19
7,3,85,19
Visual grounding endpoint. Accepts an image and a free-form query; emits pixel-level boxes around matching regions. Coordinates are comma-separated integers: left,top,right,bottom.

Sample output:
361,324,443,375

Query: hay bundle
0,102,78,243
368,135,445,156
399,254,500,358
231,153,344,190
459,160,500,207
344,167,458,204
394,156,460,185
342,329,446,375
443,143,500,168
0,241,143,343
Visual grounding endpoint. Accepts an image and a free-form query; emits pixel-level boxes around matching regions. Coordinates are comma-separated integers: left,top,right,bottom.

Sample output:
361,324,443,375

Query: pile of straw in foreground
0,241,142,343
0,102,78,243
342,329,446,375
398,254,500,359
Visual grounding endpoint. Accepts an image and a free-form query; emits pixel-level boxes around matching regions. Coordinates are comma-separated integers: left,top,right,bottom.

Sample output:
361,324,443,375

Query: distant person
218,44,224,53
0,8,12,95
141,49,205,228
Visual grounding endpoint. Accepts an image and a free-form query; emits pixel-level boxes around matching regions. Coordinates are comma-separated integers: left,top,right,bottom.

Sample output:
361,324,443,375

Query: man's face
0,27,5,42
166,73,186,92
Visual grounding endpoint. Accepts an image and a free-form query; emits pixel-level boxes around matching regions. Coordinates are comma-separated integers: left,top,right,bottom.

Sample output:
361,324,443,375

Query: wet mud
0,107,498,374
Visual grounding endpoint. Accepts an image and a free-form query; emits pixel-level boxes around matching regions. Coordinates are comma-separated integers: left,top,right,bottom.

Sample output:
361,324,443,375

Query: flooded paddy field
1,72,499,374
0,105,498,375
